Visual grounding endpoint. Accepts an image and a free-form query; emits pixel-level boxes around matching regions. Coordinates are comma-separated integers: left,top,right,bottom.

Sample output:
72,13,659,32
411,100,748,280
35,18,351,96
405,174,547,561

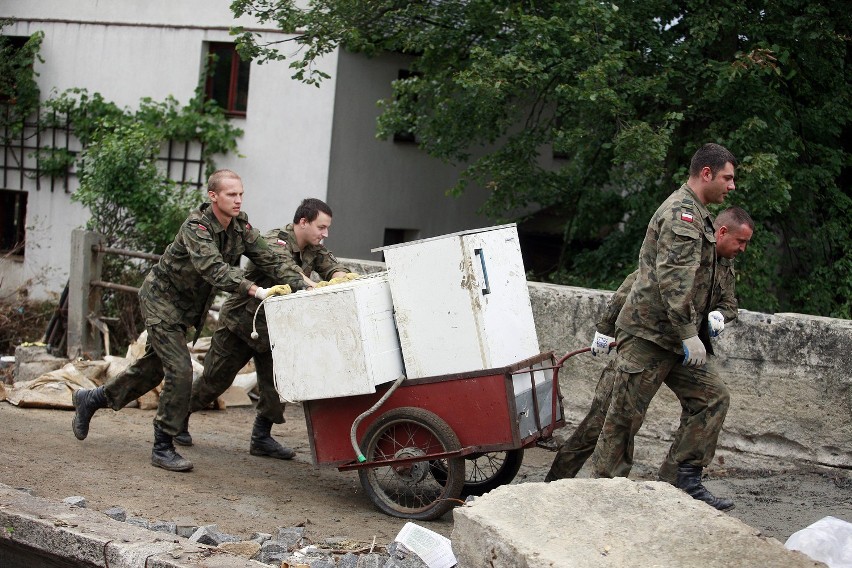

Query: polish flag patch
681,211,694,223
198,224,208,231
277,239,287,245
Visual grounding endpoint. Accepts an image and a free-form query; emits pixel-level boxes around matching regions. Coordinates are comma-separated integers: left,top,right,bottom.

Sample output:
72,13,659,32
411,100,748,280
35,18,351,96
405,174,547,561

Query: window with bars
205,42,251,117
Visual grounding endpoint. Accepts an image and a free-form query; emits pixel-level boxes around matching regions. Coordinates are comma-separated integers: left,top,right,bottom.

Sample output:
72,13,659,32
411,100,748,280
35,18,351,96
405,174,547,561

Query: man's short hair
689,143,738,178
715,206,755,231
207,169,241,194
294,198,333,224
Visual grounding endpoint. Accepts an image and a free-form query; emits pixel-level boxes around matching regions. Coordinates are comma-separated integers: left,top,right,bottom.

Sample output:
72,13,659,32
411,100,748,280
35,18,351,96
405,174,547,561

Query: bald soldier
545,207,754,484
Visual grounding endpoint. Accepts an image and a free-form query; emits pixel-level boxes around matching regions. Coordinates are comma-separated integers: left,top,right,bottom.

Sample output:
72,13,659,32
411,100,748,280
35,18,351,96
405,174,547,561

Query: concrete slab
451,478,826,568
0,484,266,567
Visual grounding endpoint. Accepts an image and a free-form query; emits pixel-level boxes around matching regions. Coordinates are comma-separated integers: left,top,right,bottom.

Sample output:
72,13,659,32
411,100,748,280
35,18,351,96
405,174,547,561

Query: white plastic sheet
784,515,852,568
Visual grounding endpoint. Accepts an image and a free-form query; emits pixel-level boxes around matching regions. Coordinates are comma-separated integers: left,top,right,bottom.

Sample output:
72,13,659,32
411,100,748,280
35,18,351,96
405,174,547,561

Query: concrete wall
529,281,852,469
324,50,493,261
342,260,852,469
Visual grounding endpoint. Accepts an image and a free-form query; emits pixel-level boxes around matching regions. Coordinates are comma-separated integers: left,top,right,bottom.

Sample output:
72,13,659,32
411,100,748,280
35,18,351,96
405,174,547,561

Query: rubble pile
59,496,437,568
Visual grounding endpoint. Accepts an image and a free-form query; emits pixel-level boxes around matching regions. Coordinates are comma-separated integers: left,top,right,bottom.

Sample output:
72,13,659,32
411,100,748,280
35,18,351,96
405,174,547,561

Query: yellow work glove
255,284,292,300
343,272,360,281
328,277,348,285
314,280,331,288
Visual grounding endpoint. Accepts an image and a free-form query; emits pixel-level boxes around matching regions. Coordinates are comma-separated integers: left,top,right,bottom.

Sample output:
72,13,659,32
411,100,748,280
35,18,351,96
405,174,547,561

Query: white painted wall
0,1,338,299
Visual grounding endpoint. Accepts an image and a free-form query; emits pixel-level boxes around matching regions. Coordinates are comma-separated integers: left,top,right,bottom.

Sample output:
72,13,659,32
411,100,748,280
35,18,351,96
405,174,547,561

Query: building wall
0,1,339,299
324,50,493,261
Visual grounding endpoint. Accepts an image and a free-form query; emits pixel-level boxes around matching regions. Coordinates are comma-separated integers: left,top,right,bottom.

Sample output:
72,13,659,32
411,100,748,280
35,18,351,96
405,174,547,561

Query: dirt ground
1,400,850,550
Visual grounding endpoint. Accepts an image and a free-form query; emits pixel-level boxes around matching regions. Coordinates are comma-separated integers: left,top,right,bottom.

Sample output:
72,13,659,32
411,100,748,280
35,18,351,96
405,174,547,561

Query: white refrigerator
375,224,540,378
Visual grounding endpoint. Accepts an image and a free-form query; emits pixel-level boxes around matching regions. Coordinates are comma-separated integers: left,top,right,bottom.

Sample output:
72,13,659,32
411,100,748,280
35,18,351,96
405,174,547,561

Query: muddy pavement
1,401,849,547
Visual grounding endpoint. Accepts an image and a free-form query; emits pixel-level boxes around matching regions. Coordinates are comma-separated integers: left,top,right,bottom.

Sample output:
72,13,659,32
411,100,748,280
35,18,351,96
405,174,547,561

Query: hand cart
299,348,588,520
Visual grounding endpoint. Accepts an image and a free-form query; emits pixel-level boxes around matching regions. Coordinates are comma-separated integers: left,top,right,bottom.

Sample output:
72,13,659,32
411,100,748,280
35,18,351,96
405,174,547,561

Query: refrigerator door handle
474,248,491,295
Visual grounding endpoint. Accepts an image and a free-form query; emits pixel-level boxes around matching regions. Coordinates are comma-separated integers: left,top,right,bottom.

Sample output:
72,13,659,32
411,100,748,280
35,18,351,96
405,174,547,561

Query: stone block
188,523,238,545
276,525,305,549
126,516,149,529
250,531,272,545
62,496,86,508
103,506,126,522
13,344,67,383
253,540,289,565
452,478,824,567
357,553,390,568
383,542,428,568
149,520,177,534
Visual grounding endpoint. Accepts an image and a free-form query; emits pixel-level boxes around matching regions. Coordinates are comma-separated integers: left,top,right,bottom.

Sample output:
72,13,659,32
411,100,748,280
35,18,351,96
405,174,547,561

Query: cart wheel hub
392,447,429,483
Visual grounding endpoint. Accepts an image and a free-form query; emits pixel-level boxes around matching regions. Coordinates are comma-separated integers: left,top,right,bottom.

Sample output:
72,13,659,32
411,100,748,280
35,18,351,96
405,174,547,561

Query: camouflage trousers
103,321,193,437
189,325,285,424
591,332,730,480
545,360,618,481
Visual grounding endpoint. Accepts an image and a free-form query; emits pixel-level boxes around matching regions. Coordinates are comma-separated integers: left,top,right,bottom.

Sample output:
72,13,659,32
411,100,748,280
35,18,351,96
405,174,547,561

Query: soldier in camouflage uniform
544,207,753,483
590,143,749,511
71,170,300,472
174,198,351,460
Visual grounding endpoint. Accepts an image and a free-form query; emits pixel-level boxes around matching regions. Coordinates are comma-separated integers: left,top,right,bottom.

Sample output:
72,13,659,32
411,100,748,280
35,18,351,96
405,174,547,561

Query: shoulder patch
198,224,208,231
680,211,694,223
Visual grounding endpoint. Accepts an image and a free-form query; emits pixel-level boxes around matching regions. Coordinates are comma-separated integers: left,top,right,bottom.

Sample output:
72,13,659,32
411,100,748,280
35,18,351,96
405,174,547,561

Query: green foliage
230,0,852,317
55,84,244,350
0,27,44,138
33,147,76,178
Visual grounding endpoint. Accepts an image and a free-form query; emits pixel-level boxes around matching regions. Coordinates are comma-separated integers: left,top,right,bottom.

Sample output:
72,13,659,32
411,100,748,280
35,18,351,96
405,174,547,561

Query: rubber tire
431,449,525,497
358,407,465,520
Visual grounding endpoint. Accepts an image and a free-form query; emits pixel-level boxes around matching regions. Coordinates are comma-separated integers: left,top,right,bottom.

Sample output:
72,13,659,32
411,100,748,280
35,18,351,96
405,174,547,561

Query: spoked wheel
358,407,465,520
431,449,525,497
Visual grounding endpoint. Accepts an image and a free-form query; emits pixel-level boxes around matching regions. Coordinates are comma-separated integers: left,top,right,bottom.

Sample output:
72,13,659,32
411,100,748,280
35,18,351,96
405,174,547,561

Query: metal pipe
91,244,160,261
90,280,139,294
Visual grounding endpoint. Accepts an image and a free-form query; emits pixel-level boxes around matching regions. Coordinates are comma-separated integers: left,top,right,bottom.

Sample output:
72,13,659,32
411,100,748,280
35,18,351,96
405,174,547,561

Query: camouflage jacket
614,184,718,353
218,223,350,351
598,259,738,348
138,203,297,342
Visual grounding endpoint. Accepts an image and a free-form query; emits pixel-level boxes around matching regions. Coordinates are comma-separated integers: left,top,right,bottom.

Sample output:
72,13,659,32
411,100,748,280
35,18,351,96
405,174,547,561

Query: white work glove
682,336,707,367
590,331,615,356
708,311,725,337
255,284,292,300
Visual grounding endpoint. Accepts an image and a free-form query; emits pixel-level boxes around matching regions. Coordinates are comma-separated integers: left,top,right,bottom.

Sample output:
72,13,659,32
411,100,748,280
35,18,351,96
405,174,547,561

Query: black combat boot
151,424,194,472
249,415,295,460
173,415,193,446
676,464,734,511
71,386,109,440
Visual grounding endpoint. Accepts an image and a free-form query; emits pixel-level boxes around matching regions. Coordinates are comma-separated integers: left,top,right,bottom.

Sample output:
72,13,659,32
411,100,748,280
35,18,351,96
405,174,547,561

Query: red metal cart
300,349,585,520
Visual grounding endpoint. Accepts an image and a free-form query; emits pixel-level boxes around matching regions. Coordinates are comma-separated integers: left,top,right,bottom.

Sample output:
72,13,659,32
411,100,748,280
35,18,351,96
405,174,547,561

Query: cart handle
350,374,407,463
543,342,617,438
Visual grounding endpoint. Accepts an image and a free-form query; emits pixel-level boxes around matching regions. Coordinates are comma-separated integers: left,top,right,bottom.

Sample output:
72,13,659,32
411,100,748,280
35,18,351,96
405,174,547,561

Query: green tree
231,0,851,317
0,26,43,134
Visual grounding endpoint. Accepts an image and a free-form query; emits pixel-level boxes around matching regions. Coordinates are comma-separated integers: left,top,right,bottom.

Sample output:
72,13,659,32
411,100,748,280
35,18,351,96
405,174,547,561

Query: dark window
0,189,27,256
381,228,420,261
383,228,420,247
204,42,251,117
